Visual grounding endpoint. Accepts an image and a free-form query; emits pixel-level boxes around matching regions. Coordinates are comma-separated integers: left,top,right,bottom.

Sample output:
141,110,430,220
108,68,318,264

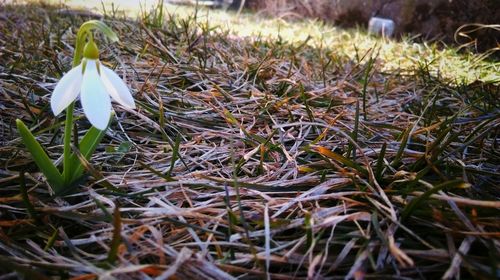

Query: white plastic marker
368,17,395,38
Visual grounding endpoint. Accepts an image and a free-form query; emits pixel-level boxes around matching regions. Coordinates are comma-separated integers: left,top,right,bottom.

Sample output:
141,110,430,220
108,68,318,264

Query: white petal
80,60,112,130
50,64,83,115
100,65,136,109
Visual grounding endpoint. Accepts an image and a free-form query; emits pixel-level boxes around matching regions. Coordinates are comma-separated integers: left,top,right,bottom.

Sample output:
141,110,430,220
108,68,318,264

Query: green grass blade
347,100,360,159
361,54,375,120
166,134,181,177
314,146,368,175
16,119,64,191
19,171,40,223
401,179,469,220
304,212,313,249
375,142,387,181
107,205,122,264
390,126,411,168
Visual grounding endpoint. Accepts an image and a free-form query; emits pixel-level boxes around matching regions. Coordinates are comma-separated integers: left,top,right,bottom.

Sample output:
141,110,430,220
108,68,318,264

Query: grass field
0,1,499,279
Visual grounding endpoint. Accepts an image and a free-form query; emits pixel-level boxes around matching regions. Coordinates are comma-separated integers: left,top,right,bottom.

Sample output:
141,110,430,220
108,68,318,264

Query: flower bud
83,41,99,59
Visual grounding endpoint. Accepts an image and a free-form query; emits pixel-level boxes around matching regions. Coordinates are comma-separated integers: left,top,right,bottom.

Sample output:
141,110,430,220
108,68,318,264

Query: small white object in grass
368,17,395,38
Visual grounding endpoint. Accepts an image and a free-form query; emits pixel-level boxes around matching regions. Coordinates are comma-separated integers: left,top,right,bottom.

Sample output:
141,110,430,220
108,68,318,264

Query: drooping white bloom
51,49,135,130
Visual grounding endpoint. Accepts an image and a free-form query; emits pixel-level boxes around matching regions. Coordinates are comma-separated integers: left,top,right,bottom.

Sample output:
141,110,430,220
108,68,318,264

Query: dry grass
0,2,499,279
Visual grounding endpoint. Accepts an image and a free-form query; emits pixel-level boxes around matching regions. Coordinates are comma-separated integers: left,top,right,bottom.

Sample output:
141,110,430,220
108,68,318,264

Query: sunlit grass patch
38,0,500,84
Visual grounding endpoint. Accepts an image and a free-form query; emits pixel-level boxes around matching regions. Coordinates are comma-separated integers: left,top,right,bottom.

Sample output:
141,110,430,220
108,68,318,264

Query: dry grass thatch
0,2,499,279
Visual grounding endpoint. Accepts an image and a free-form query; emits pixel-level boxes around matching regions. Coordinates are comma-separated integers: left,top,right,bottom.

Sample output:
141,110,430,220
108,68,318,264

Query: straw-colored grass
0,2,499,279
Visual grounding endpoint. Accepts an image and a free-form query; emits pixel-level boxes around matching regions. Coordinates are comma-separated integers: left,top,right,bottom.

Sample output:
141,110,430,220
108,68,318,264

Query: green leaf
105,146,116,153
375,142,387,181
116,141,132,153
166,135,181,178
390,126,411,168
16,119,64,191
401,179,470,220
314,146,368,175
105,141,132,164
68,125,107,183
105,141,132,154
107,205,122,264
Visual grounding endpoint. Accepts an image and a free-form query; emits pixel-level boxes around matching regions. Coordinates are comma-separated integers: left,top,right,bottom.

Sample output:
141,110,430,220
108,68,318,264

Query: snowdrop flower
51,41,135,130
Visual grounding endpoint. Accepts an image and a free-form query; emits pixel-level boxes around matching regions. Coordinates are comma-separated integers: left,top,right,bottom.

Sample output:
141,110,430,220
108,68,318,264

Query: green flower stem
15,20,120,192
61,29,85,185
61,21,118,185
73,20,118,67
62,30,85,186
63,102,75,184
